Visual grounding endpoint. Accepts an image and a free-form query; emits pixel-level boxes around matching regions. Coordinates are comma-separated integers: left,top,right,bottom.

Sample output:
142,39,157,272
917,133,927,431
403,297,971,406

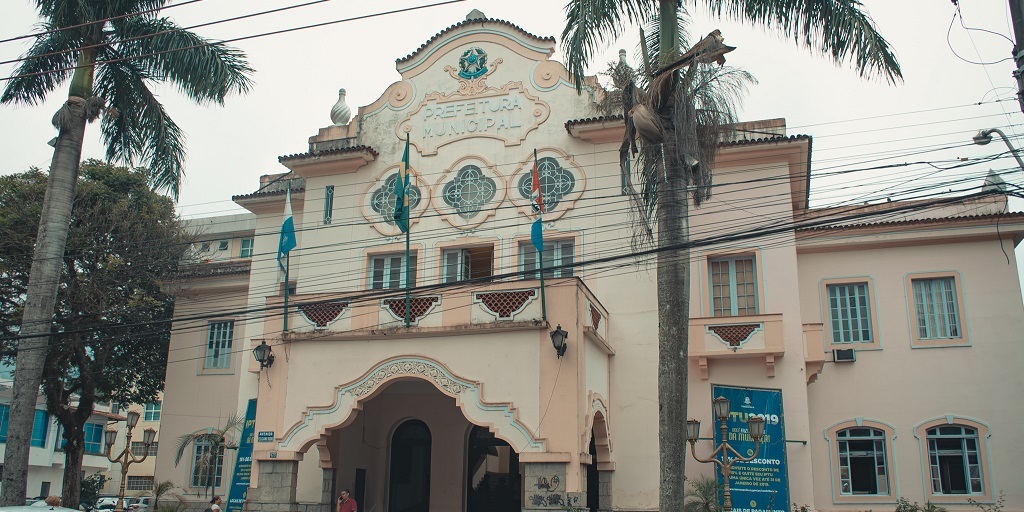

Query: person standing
336,490,357,512
210,496,223,512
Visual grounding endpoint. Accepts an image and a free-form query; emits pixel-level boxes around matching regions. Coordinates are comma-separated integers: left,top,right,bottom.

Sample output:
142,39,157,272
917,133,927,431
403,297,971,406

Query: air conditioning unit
833,349,856,363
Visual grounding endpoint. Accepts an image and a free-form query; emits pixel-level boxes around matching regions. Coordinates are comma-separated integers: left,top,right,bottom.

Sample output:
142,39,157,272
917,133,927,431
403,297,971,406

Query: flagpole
404,226,411,328
283,253,290,332
534,148,547,322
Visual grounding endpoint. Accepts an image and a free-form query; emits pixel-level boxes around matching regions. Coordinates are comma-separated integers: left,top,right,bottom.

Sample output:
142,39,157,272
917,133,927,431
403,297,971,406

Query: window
905,273,968,348
144,403,161,422
369,253,417,290
200,242,212,252
823,281,878,348
442,247,494,283
0,404,8,442
217,240,229,251
191,441,224,488
30,410,48,447
913,277,960,339
205,321,234,369
83,422,104,454
126,476,154,492
520,240,574,279
709,256,757,317
239,238,254,258
324,185,334,224
131,441,158,457
927,425,983,495
837,428,889,496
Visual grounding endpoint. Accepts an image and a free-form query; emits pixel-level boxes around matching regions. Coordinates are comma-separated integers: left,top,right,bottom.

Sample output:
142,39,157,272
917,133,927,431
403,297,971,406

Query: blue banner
226,399,257,512
710,385,789,512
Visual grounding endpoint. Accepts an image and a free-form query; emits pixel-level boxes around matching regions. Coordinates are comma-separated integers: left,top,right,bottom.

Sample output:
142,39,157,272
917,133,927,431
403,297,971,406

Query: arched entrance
466,425,520,512
388,419,432,512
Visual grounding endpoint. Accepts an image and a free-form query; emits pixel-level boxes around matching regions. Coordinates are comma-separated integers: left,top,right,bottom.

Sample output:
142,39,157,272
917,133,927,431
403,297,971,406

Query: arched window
926,425,982,495
836,427,889,496
388,420,431,512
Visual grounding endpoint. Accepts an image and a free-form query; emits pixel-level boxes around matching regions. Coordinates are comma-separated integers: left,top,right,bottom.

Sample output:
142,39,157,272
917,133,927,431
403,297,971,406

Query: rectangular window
83,422,104,454
369,253,417,290
324,185,334,224
828,283,872,343
442,247,494,283
191,441,224,488
520,240,574,279
144,403,161,422
131,441,158,457
0,404,9,443
205,321,234,369
239,238,254,258
710,256,758,317
217,241,229,251
30,410,48,448
126,476,154,492
913,277,961,339
927,426,982,494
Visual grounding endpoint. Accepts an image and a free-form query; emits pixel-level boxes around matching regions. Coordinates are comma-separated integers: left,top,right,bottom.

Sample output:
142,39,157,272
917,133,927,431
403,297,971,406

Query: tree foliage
0,160,194,505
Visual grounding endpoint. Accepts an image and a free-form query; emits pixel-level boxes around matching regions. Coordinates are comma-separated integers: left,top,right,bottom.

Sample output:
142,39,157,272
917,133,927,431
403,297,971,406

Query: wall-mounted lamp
252,341,275,369
550,324,568,358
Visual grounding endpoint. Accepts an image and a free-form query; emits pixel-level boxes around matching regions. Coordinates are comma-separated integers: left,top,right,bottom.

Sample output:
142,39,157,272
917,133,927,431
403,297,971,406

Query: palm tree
0,1,252,505
562,2,901,511
173,414,245,498
684,475,722,512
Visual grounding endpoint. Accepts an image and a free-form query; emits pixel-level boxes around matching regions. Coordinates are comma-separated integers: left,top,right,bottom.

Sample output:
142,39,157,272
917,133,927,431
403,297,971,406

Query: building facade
156,12,1024,512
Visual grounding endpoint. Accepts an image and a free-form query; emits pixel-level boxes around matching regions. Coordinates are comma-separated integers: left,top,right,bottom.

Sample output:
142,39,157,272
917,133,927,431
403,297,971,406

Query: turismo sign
397,82,550,155
710,385,789,512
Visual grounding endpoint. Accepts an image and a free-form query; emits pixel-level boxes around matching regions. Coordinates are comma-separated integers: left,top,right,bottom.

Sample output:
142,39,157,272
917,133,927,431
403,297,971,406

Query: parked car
126,497,152,511
93,498,117,511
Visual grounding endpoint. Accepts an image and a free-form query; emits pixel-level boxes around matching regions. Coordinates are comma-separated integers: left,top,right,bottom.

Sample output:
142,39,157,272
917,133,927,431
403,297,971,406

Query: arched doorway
466,425,520,512
588,437,599,512
388,419,431,512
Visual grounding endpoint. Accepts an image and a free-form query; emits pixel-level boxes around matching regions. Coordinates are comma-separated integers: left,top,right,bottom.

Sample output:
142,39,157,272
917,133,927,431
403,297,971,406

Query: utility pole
1010,0,1024,113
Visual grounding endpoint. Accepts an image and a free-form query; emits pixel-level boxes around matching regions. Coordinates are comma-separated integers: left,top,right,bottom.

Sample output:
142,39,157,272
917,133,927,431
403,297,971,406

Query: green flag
394,134,413,233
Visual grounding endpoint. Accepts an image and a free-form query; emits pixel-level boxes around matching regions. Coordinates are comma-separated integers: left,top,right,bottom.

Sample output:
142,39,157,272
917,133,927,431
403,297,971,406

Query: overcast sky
1,0,1022,292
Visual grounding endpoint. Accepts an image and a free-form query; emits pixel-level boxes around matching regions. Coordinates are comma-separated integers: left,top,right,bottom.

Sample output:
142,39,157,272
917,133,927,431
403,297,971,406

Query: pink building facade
155,12,1024,512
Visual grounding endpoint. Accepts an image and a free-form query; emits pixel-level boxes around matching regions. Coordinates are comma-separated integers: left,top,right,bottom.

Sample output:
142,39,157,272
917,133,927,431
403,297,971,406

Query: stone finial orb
330,88,351,126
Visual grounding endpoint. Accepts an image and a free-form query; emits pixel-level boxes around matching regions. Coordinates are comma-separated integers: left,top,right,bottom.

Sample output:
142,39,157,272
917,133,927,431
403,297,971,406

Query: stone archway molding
583,392,613,469
277,356,546,454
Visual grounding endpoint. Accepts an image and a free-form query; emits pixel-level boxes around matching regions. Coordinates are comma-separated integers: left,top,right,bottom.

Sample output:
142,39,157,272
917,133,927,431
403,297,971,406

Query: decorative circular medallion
517,156,576,212
442,164,497,219
370,173,421,227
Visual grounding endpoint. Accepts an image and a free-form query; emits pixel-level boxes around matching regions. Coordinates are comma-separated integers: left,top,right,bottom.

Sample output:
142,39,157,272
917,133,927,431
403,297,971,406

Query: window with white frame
827,283,872,343
927,425,983,495
442,247,494,283
144,403,161,421
205,321,233,369
239,238,254,258
912,277,961,339
369,253,417,290
520,240,574,279
191,441,224,488
126,476,154,491
131,441,158,457
709,256,757,317
837,427,889,495
83,422,104,454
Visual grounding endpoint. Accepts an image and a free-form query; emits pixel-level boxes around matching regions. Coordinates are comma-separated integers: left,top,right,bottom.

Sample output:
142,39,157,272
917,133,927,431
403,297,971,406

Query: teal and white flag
277,188,297,277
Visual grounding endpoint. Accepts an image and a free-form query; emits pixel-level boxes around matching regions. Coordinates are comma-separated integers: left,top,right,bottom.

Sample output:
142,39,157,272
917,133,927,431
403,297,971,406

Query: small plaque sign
257,431,275,442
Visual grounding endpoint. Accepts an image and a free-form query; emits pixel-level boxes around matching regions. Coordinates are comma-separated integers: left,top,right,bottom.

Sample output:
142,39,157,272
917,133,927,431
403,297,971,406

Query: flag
530,149,544,252
277,188,297,276
394,134,413,233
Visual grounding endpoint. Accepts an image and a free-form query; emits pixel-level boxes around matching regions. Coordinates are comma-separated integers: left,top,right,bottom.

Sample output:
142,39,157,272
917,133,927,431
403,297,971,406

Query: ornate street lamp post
686,397,766,512
105,410,157,512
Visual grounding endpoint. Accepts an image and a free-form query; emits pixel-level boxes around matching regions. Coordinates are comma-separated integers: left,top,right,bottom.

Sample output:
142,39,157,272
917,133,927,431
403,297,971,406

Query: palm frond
113,16,254,104
1,26,78,105
683,475,722,512
704,0,902,82
640,6,691,83
561,0,656,91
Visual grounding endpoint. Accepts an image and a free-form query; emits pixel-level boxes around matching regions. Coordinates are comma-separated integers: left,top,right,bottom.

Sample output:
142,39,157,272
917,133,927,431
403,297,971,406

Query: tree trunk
657,2,689,512
60,426,86,508
0,98,87,506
